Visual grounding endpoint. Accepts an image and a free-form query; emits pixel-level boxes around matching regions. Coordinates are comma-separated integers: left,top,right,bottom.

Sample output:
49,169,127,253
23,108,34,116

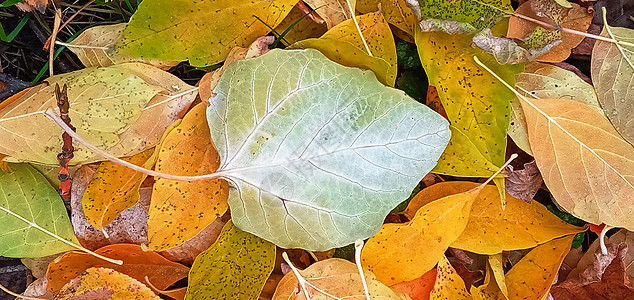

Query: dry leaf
357,0,416,37
0,63,196,165
273,4,328,45
46,244,189,293
161,214,229,265
53,267,159,300
148,103,229,251
67,23,179,69
504,160,543,202
272,258,410,299
303,0,354,28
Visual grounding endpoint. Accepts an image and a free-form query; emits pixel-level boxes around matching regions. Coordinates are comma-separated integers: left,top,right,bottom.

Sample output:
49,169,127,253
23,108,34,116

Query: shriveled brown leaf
504,160,543,202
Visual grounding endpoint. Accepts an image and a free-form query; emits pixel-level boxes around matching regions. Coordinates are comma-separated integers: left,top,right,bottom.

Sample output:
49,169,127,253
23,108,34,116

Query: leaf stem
354,239,371,300
282,252,313,300
481,153,517,187
599,225,612,255
345,0,372,57
0,205,122,265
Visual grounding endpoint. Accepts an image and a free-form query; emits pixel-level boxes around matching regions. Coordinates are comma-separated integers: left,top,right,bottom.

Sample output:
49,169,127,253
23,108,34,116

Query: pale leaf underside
207,49,450,250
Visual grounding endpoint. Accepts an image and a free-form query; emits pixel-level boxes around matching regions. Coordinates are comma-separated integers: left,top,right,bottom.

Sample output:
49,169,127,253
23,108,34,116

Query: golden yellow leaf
0,63,196,165
429,255,470,300
82,148,154,229
521,97,634,229
362,185,480,285
357,0,416,37
53,267,159,300
504,235,573,299
404,182,583,254
148,103,229,251
67,23,179,69
272,258,410,299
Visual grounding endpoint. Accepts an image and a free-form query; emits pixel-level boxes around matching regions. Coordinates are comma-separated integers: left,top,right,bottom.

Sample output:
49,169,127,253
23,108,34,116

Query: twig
43,0,96,50
54,83,74,203
49,9,61,77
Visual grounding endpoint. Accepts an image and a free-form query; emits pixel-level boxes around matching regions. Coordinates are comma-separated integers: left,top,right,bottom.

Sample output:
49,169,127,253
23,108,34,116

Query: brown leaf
504,160,543,202
53,267,159,300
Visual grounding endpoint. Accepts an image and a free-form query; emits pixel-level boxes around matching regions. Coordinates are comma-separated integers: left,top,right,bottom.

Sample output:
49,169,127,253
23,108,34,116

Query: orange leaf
46,244,189,293
148,103,229,251
54,267,159,300
390,268,437,300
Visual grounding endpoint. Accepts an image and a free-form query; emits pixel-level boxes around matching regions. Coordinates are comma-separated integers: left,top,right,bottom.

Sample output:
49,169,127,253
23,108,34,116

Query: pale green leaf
185,221,275,299
117,0,296,67
207,49,451,251
591,23,634,145
0,164,79,257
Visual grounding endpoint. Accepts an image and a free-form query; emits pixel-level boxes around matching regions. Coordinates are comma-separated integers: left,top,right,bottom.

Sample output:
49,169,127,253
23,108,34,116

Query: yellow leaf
504,235,573,299
488,254,508,297
273,5,328,45
404,182,583,254
429,255,470,300
521,97,634,229
148,103,229,251
53,267,159,299
0,63,196,165
67,23,179,69
272,258,410,299
357,0,415,38
362,185,481,285
82,148,154,229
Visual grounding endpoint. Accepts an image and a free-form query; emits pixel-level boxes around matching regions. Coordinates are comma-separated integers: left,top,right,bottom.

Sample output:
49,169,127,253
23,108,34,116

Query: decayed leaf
71,166,149,250
505,160,543,202
390,268,437,300
272,258,409,299
507,0,593,62
429,255,470,300
82,149,154,229
117,0,296,66
416,29,522,177
0,63,196,165
208,49,450,251
591,22,634,145
511,62,602,154
403,182,583,255
0,163,79,257
289,12,396,86
551,242,634,299
53,267,159,300
303,0,354,28
520,97,634,230
46,244,189,292
149,103,229,251
357,0,416,37
273,4,328,45
503,235,574,299
362,184,480,285
67,23,178,69
472,28,562,65
185,221,275,299
406,0,512,34
161,215,229,265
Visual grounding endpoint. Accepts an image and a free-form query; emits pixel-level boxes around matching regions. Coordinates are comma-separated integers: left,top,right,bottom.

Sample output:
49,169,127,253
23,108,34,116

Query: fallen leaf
551,243,634,299
0,163,79,257
390,268,437,300
116,0,296,66
208,49,450,251
19,277,50,299
149,103,229,251
273,4,328,45
161,214,229,265
14,0,49,12
507,0,593,62
185,221,275,299
416,29,523,177
0,63,196,165
82,148,154,229
53,267,159,300
591,21,634,145
472,27,562,64
504,235,574,300
511,62,602,154
519,96,634,230
71,166,149,250
406,0,513,34
487,254,508,297
303,0,354,28
429,255,470,300
357,0,416,37
67,23,178,69
504,160,543,202
22,254,60,278
403,182,583,255
46,244,189,292
272,258,409,299
362,183,480,285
